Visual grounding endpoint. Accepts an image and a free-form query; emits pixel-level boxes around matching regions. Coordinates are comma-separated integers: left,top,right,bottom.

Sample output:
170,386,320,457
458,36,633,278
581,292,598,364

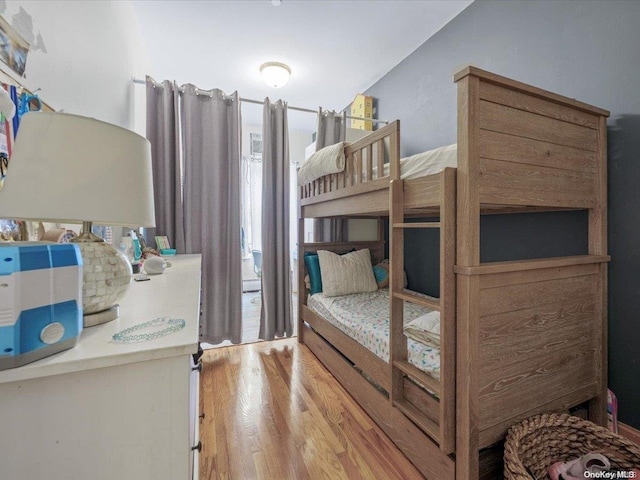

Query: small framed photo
155,235,171,250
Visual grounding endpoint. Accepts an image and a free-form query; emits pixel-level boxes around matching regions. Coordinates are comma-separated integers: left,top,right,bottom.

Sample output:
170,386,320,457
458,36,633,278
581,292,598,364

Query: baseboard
619,421,640,445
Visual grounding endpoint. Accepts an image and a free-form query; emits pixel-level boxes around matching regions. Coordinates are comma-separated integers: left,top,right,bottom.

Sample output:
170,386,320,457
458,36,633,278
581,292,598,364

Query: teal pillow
372,265,389,288
304,252,323,294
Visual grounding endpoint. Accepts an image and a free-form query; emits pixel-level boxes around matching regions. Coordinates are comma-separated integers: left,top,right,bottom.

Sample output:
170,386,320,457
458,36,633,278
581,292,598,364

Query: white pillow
317,248,378,297
404,311,441,348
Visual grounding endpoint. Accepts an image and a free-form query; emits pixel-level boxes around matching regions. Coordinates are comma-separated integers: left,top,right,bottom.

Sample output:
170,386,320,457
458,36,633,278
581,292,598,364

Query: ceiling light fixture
260,62,291,88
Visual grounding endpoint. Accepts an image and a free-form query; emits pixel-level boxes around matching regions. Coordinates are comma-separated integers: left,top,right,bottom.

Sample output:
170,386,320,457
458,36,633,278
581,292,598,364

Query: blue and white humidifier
0,242,83,370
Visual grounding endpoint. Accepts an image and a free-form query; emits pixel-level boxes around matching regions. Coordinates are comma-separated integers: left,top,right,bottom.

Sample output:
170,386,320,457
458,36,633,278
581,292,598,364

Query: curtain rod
133,77,388,125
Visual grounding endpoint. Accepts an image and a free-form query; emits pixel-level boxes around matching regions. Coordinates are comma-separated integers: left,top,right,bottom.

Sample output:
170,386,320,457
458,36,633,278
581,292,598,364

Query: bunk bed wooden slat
479,272,596,316
478,157,596,208
454,66,609,117
481,346,597,440
301,240,386,261
479,383,599,447
345,153,352,187
478,80,599,130
303,189,389,218
390,131,400,180
454,254,608,276
479,130,597,173
403,175,442,209
393,290,440,311
393,222,440,228
480,262,600,289
481,158,596,193
376,139,384,179
394,398,441,440
393,359,440,396
479,101,598,152
355,150,363,184
479,296,597,378
366,145,373,181
404,377,441,424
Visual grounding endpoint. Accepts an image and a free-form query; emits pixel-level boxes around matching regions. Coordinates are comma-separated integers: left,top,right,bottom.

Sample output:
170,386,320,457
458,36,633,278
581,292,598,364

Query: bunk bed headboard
454,65,610,266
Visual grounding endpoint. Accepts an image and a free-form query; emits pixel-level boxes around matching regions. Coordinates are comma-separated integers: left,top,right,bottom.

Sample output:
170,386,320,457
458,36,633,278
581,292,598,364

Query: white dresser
0,254,202,480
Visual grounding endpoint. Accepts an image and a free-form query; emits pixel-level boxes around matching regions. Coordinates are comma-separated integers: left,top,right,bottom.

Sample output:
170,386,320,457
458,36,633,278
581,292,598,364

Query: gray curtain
260,99,292,340
313,109,348,242
145,77,185,253
182,86,243,345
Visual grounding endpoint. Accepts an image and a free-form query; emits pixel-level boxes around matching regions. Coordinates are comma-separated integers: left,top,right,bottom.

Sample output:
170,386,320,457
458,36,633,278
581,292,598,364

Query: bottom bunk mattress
307,288,441,379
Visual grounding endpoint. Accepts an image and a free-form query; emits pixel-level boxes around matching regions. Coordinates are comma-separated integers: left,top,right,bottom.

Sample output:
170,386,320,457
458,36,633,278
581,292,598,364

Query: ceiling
132,0,473,132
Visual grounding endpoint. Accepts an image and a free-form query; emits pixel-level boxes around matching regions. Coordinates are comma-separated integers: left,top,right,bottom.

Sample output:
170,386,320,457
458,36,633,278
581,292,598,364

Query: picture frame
155,235,171,250
0,16,29,79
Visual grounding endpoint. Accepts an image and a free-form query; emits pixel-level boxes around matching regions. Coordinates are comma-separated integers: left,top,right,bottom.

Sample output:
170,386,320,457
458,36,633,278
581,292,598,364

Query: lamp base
72,233,133,328
83,305,120,328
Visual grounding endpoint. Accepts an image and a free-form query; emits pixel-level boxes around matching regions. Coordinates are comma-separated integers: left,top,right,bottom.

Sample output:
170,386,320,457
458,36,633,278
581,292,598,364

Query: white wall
2,0,150,129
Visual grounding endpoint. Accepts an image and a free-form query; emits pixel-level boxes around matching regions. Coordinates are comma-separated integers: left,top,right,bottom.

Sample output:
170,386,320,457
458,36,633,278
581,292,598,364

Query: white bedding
382,143,458,179
297,141,346,185
307,289,441,379
297,142,457,186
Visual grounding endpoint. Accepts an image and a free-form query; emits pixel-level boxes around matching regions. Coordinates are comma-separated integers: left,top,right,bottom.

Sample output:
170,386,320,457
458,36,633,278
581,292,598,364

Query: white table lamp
0,112,155,326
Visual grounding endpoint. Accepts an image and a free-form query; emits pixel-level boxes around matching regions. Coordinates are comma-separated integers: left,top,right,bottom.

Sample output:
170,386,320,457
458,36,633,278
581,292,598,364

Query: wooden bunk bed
297,66,610,480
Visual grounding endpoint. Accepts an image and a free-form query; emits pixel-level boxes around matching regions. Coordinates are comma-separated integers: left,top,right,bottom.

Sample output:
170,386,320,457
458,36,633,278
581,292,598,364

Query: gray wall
368,0,640,428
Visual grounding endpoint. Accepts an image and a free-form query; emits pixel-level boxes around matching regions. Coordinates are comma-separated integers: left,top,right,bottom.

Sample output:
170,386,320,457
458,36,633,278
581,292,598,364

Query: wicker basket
504,413,640,479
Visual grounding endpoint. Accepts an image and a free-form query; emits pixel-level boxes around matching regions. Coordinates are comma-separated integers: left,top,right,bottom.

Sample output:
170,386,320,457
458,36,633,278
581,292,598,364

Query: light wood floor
199,338,424,480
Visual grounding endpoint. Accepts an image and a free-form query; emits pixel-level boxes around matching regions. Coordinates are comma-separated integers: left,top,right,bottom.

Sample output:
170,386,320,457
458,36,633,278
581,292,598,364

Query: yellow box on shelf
350,93,373,130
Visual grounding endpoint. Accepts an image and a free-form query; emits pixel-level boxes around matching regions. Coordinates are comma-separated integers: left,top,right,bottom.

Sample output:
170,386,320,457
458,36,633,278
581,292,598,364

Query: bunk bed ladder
389,169,456,455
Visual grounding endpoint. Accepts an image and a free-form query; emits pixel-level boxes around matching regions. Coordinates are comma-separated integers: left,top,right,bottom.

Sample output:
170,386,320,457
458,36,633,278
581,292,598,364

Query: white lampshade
260,62,291,88
0,111,156,327
0,112,155,228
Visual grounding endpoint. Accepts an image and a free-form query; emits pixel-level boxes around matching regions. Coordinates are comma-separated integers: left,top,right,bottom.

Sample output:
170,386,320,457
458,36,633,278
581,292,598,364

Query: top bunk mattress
385,143,457,180
307,288,441,380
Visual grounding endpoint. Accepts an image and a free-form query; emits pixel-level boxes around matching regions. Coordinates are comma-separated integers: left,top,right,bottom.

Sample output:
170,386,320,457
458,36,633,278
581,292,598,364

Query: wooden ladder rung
392,222,440,229
392,290,440,311
393,359,440,396
394,398,440,441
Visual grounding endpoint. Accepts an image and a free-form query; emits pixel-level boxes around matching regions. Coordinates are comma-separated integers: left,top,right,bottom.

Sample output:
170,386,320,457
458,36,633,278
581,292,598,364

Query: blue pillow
304,252,323,295
372,265,389,288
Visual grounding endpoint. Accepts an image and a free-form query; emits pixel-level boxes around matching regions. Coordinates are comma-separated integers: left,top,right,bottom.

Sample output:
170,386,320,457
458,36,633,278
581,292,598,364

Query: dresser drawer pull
199,412,205,422
191,441,202,452
192,361,203,373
